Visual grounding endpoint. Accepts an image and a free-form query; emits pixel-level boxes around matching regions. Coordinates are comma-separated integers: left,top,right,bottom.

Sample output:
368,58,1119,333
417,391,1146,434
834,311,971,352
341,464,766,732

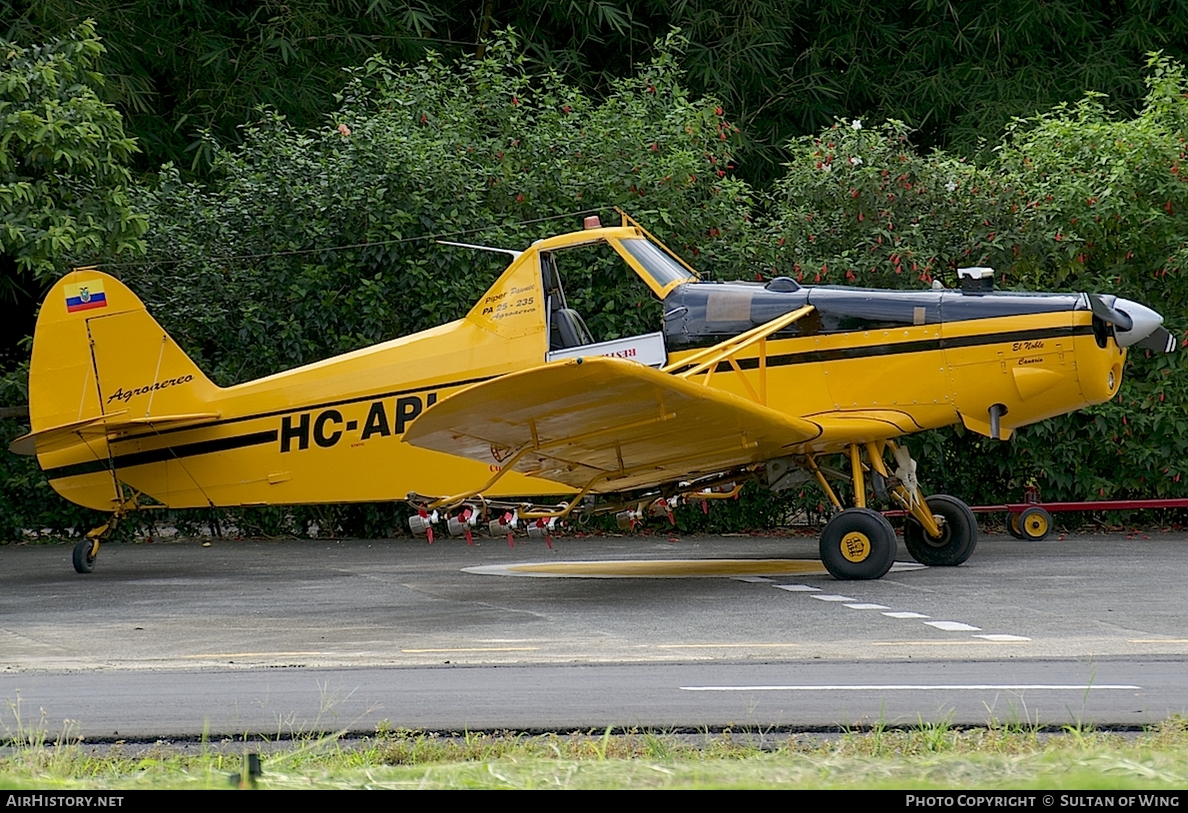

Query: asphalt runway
1,530,1186,738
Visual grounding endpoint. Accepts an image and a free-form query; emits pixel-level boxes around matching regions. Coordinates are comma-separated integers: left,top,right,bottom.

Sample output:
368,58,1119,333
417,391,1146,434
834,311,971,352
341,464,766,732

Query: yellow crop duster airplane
10,214,1177,578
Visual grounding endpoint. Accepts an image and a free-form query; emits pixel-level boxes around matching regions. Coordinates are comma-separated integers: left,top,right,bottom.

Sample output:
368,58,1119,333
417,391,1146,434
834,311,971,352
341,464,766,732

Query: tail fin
13,269,220,509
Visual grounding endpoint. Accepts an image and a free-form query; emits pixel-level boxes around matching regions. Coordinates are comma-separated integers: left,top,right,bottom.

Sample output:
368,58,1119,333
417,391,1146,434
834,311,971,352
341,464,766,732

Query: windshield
617,237,694,290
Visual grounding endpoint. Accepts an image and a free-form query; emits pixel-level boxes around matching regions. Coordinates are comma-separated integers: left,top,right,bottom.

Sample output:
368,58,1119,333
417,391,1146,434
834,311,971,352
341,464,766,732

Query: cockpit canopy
662,279,1086,350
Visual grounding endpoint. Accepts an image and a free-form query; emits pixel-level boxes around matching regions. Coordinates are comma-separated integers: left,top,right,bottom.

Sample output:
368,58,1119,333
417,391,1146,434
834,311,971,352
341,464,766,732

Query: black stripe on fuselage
115,374,501,443
669,324,1094,375
44,372,503,482
45,430,279,482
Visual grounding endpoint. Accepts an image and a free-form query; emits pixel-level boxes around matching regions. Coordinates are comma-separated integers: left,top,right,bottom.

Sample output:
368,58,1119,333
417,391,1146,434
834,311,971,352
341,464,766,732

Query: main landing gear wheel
819,508,897,580
72,538,98,574
1016,506,1052,541
903,494,978,566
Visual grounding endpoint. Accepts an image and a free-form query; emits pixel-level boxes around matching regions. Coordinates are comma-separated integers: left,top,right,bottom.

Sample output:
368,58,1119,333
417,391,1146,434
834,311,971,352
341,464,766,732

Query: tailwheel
72,491,142,574
1016,506,1052,541
819,508,897,580
72,537,99,574
903,494,978,566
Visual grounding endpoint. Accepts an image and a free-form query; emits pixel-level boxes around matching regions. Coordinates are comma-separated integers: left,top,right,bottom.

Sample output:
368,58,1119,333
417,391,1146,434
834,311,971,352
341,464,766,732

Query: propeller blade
1087,293,1133,331
1136,326,1178,354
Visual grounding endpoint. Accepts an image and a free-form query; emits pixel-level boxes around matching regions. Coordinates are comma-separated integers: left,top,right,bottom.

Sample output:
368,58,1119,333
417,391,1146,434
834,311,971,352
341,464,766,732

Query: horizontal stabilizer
10,411,220,456
403,356,821,492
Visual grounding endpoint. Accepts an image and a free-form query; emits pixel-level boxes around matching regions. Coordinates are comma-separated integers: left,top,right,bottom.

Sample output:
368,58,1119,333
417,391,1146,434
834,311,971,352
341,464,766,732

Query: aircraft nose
1111,297,1169,349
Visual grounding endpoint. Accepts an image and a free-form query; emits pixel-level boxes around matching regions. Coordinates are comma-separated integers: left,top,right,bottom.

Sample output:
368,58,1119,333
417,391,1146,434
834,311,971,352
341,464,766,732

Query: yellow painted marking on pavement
657,643,799,649
1128,639,1188,643
181,651,324,658
401,647,540,653
507,559,827,577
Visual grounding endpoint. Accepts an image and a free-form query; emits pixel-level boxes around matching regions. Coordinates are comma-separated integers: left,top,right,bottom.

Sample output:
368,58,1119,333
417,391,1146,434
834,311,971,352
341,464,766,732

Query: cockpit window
543,242,662,342
617,238,694,291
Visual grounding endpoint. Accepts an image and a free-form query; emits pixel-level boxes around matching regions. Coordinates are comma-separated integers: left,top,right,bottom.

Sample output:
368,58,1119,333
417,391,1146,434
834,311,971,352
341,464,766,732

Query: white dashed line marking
733,576,775,583
763,574,1030,642
680,684,1140,692
924,621,982,632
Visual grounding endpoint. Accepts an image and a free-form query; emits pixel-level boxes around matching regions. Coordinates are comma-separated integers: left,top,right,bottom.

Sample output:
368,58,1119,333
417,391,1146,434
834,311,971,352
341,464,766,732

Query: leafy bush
127,32,751,385
6,38,1188,542
0,20,146,294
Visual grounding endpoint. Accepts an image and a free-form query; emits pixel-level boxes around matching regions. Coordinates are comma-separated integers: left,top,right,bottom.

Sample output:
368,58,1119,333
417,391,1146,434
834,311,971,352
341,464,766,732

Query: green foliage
3,1,444,174
758,118,1019,287
0,22,147,539
127,31,750,386
8,37,1188,539
10,1,1188,180
0,20,146,297
963,55,1188,502
755,57,1188,504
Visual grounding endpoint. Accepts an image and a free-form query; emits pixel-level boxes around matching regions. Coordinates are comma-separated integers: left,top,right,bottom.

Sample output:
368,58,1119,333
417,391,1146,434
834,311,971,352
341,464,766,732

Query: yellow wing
402,356,822,492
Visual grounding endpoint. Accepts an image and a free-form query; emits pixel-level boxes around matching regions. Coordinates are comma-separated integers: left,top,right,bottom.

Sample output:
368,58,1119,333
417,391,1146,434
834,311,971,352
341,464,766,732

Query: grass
1,716,1187,789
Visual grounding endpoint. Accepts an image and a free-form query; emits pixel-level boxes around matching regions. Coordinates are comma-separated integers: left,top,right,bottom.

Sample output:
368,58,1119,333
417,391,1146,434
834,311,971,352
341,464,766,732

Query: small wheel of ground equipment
72,538,98,574
1007,512,1025,540
1016,506,1052,541
819,507,897,580
903,494,978,566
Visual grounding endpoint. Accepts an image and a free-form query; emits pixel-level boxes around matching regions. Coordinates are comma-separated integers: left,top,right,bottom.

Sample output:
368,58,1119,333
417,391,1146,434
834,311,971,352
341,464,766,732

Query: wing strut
661,304,815,405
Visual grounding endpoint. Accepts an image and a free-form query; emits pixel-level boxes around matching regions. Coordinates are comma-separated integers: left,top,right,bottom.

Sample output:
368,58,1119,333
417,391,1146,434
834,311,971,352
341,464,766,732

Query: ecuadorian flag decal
64,280,108,313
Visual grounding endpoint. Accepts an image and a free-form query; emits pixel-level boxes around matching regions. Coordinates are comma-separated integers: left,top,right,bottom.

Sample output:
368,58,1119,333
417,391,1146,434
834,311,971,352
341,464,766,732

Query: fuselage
22,224,1142,512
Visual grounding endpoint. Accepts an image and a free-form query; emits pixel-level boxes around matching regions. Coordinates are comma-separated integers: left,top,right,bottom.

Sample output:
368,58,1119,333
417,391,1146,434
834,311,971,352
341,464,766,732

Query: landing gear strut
73,492,142,574
806,441,978,578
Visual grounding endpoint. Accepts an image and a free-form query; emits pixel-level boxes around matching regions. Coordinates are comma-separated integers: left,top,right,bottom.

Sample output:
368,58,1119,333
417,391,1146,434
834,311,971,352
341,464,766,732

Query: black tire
903,494,978,566
819,507,897,580
73,538,97,574
1017,506,1052,541
1006,512,1026,540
